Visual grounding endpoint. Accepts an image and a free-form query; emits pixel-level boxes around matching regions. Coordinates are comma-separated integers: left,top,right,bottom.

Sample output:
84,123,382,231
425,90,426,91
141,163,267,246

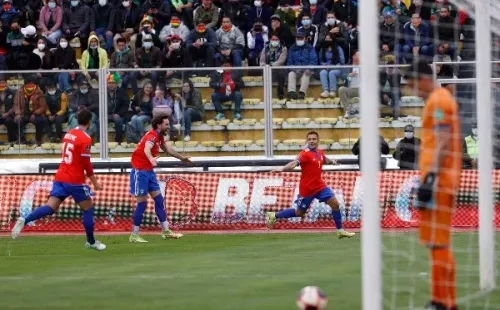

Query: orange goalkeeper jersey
419,87,462,192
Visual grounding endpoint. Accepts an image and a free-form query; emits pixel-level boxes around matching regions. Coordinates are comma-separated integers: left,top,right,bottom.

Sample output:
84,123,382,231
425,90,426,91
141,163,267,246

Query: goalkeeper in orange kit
406,60,462,310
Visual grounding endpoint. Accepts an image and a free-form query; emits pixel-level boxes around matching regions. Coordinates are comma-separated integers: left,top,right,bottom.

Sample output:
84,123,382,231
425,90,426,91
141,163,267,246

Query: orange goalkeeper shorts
419,191,456,247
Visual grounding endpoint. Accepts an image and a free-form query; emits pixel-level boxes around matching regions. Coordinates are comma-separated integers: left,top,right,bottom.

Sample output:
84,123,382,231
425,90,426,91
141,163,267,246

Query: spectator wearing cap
80,33,109,81
247,19,268,67
8,76,47,145
318,33,345,98
463,121,478,169
159,14,190,48
286,29,318,100
179,78,204,142
298,0,328,27
106,73,129,143
274,1,297,35
270,14,294,48
220,0,249,34
0,0,18,47
39,0,63,47
140,0,171,33
393,124,420,170
0,76,17,144
135,15,162,50
21,24,40,49
170,0,195,29
338,50,360,118
379,10,397,57
399,13,433,64
68,78,98,137
297,11,319,48
110,37,135,91
193,0,219,30
53,36,78,93
130,33,162,94
260,33,288,100
128,81,154,141
209,57,244,121
62,0,91,50
161,34,193,81
7,24,42,70
90,0,115,54
113,0,140,54
247,0,272,32
185,20,216,69
43,79,68,142
215,15,245,67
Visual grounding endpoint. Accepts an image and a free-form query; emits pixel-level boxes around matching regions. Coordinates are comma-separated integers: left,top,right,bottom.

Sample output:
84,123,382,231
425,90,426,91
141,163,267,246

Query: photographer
247,19,268,67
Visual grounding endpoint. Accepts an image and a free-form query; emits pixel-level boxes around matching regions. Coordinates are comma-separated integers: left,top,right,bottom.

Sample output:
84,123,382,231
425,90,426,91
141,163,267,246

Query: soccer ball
296,286,328,310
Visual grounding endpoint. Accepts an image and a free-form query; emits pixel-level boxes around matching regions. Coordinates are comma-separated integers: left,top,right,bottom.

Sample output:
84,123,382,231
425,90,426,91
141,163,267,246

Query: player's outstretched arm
160,143,193,165
324,157,338,165
272,160,298,173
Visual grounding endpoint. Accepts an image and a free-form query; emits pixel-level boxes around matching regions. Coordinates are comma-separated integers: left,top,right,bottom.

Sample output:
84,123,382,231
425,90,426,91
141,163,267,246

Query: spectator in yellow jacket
80,33,109,81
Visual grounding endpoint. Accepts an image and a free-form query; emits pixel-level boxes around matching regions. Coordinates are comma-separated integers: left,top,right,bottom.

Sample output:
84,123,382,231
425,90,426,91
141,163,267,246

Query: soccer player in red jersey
11,109,106,251
266,131,355,239
129,114,192,243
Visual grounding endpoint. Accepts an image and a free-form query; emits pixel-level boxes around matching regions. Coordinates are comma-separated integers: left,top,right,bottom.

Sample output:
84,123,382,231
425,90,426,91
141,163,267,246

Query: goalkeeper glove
417,172,437,206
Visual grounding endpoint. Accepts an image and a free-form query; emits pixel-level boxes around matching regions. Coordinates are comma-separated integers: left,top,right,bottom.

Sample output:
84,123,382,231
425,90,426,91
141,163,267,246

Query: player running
11,109,106,251
406,60,462,310
266,131,355,239
129,113,192,243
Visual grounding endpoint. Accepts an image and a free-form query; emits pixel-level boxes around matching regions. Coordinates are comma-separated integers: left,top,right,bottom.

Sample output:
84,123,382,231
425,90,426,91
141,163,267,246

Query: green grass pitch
0,232,499,310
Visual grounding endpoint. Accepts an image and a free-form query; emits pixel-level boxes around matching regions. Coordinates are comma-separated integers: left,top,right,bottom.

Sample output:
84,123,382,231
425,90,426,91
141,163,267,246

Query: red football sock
430,247,457,309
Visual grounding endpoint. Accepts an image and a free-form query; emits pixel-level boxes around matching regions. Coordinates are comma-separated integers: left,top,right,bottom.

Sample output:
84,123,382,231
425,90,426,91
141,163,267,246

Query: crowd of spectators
0,0,478,146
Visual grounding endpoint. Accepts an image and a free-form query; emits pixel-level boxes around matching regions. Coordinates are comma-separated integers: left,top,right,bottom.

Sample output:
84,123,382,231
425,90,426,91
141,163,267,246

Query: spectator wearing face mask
43,79,68,142
247,19,268,67
193,0,219,30
80,33,109,81
90,0,115,54
162,34,193,81
463,121,478,168
113,0,140,55
106,73,129,143
179,79,204,142
0,76,17,144
159,13,190,48
318,12,347,49
53,36,78,93
286,29,318,100
135,15,162,50
393,124,420,170
210,57,244,121
260,33,288,100
299,0,328,27
62,0,91,50
170,0,195,29
130,33,162,94
8,76,47,146
297,12,319,48
247,0,272,32
270,14,294,48
33,37,52,70
185,20,216,69
39,0,63,47
318,34,345,98
68,78,98,137
139,0,171,33
215,15,245,67
274,0,296,35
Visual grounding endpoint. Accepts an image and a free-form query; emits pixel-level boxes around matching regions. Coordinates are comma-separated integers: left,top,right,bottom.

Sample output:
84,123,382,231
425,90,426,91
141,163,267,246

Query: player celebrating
129,114,192,243
406,60,462,310
11,109,105,251
266,131,355,239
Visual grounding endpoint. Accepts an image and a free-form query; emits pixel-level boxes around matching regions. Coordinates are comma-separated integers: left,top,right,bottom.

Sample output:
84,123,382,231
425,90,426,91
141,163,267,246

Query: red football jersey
297,148,327,197
131,129,165,170
54,127,93,184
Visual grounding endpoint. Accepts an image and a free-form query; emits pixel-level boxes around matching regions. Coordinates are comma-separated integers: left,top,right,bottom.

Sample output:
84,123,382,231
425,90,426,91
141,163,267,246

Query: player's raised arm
160,142,193,165
272,160,298,173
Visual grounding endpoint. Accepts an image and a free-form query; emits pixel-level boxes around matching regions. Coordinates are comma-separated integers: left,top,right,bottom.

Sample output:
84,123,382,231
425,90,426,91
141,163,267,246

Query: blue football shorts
49,181,94,203
295,187,335,211
130,168,161,196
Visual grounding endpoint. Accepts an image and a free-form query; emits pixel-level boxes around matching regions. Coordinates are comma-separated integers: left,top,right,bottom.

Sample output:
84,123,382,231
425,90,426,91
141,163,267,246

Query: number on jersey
62,142,74,164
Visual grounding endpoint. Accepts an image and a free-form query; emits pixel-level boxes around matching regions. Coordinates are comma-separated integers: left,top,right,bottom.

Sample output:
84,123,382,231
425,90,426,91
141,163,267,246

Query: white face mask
60,41,68,48
170,42,180,49
48,2,56,9
37,43,45,50
47,89,56,95
90,44,98,49
404,132,414,139
270,40,279,47
254,1,262,7
99,0,107,6
472,128,478,136
327,18,336,26
71,0,79,7
143,42,153,49
80,88,89,94
122,1,130,7
310,0,317,4
296,40,305,46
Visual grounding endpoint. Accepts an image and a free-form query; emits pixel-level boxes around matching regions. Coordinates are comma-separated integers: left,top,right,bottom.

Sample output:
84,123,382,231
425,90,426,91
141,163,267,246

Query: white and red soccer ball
296,286,328,310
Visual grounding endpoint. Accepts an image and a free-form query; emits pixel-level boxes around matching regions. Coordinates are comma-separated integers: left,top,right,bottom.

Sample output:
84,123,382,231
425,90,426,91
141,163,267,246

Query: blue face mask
71,0,79,7
143,42,153,49
80,88,88,94
302,19,311,27
48,2,56,9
